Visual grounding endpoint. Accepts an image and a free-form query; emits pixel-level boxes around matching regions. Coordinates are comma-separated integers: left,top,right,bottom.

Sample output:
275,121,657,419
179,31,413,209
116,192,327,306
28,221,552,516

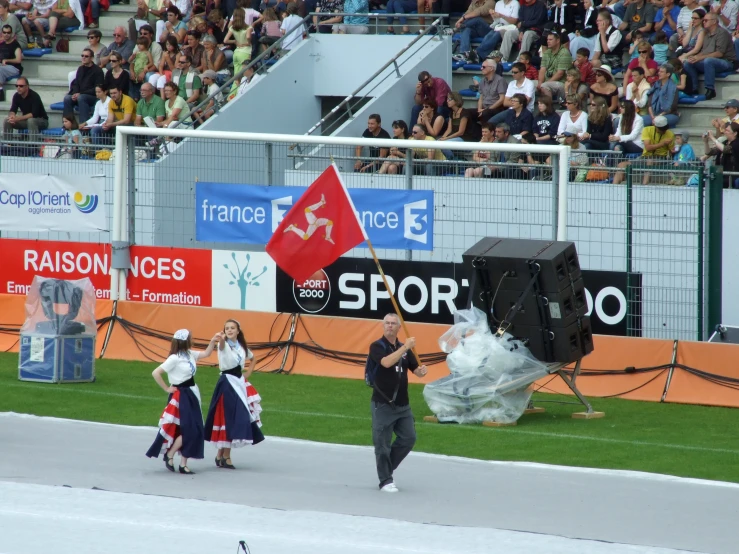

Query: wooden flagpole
328,157,423,367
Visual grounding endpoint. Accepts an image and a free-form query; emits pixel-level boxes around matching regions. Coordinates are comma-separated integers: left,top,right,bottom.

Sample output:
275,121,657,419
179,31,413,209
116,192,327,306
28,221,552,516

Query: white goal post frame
112,126,571,301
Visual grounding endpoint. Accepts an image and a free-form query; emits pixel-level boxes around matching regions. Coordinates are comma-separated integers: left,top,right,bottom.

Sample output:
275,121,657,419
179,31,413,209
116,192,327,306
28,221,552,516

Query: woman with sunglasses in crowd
378,120,410,175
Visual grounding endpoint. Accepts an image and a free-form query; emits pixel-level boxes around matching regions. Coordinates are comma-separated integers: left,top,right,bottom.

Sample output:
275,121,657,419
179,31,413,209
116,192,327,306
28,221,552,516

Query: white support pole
557,145,570,242
111,127,126,302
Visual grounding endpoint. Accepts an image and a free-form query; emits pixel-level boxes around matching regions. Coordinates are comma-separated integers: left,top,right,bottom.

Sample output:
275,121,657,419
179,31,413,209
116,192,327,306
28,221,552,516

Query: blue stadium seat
62,26,79,33
459,88,479,98
42,128,65,136
452,60,465,70
50,102,65,111
501,62,513,72
451,33,483,45
22,47,53,57
716,71,730,79
463,63,482,71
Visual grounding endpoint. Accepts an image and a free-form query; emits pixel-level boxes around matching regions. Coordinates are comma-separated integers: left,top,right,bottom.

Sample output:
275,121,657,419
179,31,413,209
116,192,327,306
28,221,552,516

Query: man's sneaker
452,53,468,62
380,482,399,493
705,88,716,100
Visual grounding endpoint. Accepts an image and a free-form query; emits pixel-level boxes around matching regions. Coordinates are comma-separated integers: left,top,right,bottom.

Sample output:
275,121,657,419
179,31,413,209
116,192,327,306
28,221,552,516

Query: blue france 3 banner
195,182,434,251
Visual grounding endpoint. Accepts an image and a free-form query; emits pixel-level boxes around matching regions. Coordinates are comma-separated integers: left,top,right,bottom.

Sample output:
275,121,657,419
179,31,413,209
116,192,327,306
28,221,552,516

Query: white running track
0,412,736,554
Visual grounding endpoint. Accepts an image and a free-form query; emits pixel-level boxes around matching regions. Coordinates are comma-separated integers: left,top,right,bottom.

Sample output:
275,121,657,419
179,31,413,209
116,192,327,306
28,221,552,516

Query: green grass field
2,352,738,483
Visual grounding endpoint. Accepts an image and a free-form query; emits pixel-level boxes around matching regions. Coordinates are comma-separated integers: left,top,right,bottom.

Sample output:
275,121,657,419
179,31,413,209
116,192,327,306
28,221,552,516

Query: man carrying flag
266,164,428,492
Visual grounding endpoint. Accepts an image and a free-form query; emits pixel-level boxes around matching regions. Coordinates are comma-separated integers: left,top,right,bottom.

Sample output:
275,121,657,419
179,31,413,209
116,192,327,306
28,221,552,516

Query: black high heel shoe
164,454,175,472
221,458,235,469
215,456,222,467
179,465,195,474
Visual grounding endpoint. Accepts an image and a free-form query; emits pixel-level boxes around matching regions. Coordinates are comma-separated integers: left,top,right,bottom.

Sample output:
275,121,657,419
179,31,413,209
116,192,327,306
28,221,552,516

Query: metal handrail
301,15,447,139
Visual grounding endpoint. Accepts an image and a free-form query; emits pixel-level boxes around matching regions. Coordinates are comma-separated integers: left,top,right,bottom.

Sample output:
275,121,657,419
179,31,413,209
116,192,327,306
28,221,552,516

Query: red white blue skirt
204,372,265,449
145,384,205,460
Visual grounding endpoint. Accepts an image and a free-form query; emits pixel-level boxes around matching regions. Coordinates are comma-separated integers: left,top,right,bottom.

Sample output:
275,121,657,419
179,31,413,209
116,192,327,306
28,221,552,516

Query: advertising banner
276,258,642,337
0,174,107,232
195,182,434,250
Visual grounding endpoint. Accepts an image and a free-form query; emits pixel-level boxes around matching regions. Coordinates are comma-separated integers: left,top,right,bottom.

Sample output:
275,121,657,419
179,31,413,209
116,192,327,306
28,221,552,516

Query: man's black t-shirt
369,335,418,407
0,39,22,71
361,127,391,159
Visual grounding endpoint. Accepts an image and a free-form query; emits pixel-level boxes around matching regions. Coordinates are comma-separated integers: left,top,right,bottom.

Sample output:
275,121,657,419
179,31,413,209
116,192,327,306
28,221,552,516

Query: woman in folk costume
205,319,265,469
146,328,220,474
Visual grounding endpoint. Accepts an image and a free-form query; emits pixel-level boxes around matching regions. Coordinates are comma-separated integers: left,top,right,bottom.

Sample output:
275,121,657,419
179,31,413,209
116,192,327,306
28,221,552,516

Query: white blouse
218,340,254,371
160,350,205,385
85,97,111,127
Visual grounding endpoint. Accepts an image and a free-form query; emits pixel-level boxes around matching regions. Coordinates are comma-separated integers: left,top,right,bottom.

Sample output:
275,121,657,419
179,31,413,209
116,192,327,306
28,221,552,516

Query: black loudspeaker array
462,237,594,364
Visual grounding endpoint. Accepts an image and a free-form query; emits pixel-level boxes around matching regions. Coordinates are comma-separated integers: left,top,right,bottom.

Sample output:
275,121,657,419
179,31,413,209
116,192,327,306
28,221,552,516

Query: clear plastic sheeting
21,276,97,336
423,308,552,425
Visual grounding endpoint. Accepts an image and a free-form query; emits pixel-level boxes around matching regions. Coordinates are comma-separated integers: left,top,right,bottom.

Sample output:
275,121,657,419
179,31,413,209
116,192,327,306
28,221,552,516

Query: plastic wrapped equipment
423,307,551,424
21,276,97,336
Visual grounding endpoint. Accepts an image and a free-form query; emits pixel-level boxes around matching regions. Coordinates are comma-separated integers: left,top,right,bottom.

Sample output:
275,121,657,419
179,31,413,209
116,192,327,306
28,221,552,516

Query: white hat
595,65,614,82
174,329,190,340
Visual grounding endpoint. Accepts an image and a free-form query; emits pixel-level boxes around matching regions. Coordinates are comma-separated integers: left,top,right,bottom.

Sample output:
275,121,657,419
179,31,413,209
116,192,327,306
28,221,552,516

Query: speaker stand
548,359,605,419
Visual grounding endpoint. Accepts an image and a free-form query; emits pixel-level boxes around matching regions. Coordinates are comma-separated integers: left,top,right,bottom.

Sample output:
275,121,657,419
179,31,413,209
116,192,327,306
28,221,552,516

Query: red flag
266,164,367,283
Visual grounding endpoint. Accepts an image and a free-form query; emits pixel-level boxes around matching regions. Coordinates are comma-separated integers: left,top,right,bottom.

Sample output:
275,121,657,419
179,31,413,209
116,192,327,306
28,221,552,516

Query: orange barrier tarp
666,340,739,408
3,294,739,408
534,336,675,403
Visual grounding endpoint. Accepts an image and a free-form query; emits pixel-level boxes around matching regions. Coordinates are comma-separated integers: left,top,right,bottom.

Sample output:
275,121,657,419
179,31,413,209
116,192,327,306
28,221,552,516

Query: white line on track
4,381,739,455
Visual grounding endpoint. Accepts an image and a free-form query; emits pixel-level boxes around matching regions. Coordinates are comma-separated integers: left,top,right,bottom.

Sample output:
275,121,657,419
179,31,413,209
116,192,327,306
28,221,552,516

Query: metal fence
0,128,722,340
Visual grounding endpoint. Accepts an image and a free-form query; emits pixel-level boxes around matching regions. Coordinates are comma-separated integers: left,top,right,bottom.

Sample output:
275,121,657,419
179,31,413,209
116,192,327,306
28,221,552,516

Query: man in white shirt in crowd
488,61,534,125
280,3,304,51
711,0,737,32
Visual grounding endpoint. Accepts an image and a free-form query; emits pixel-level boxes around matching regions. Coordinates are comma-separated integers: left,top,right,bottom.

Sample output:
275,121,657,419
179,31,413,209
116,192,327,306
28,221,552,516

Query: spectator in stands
416,98,445,137
711,98,739,135
682,12,736,100
591,9,623,69
618,0,655,66
517,50,539,81
64,47,104,122
416,0,432,35
336,0,368,34
103,52,131,95
3,76,48,140
653,31,669,65
201,34,227,85
385,0,417,35
546,0,576,35
23,0,53,46
182,29,205,71
224,10,251,70
158,5,187,45
233,62,260,99
127,37,154,99
608,98,644,157
580,95,613,151
60,112,81,155
563,68,589,112
409,123,445,176
669,0,698,57
667,130,696,184
589,65,619,113
623,41,658,86
85,28,104,65
256,7,281,52
490,122,524,177
537,31,572,103
558,125,588,170
493,61,535,124
280,3,304,51
171,52,201,107
7,0,31,41
78,83,111,143
452,0,498,64
150,35,179,96
500,92,532,136
134,0,166,37
712,0,737,33
677,8,705,62
206,8,228,55
573,48,595,86
477,58,507,123
532,96,559,144
135,81,165,126
412,70,451,126
669,58,689,94
643,63,679,128
139,25,162,75
378,119,409,175
653,0,680,42
98,85,136,141
194,69,221,122
439,91,479,158
101,26,136,70
0,0,26,50
464,122,495,177
354,113,390,172
46,0,82,48
158,81,191,127
636,115,674,185
625,66,650,116
497,0,546,64
567,0,598,59
0,24,22,102
557,93,587,136
313,0,342,34
703,123,739,187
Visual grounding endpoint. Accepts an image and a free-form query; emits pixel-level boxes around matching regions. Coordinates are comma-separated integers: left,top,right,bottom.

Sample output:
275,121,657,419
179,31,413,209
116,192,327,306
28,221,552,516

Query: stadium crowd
0,0,738,182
